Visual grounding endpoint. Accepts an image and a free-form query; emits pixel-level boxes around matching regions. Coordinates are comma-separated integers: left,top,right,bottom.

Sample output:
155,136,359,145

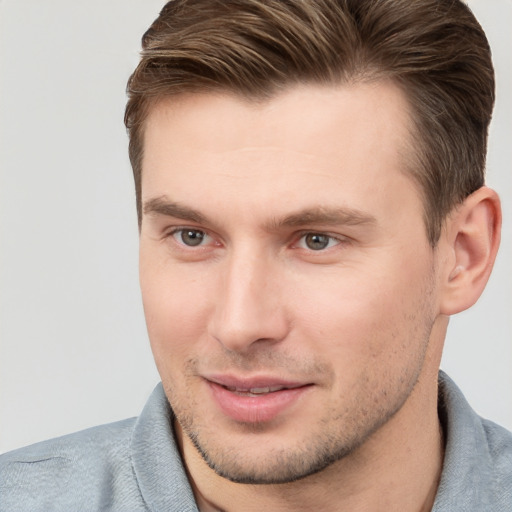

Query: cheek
140,256,214,369
292,258,430,358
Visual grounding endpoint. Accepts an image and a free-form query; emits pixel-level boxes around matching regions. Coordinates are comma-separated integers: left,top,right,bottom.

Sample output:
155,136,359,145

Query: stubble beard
165,270,438,485
166,336,433,485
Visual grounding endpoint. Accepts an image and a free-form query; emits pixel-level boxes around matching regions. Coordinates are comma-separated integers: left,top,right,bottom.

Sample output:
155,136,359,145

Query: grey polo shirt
1,372,511,511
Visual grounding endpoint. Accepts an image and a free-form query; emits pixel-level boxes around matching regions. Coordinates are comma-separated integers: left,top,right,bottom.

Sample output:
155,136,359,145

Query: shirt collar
131,383,198,512
432,370,496,511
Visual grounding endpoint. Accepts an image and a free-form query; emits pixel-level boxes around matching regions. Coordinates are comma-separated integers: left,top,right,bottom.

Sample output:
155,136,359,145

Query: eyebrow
143,196,206,224
143,196,377,230
270,206,377,230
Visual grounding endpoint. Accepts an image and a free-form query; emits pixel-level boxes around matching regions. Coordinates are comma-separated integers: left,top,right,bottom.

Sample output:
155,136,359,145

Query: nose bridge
209,242,287,352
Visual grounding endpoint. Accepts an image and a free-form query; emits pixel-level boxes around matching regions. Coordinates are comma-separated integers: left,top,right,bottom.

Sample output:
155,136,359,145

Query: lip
205,374,313,423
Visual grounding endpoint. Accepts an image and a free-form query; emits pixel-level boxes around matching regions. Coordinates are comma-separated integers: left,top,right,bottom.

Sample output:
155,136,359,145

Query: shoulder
0,416,136,469
434,372,512,511
468,417,512,510
0,384,197,511
481,417,512,484
0,418,147,512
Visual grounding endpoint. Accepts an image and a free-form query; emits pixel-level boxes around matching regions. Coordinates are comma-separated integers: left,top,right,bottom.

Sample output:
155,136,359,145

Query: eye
297,233,340,251
172,228,209,247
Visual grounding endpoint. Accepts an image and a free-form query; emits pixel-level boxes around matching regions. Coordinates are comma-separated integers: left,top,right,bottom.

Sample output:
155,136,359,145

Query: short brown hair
125,0,494,245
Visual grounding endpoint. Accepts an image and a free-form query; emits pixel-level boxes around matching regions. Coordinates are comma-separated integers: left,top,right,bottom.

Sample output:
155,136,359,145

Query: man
1,0,510,510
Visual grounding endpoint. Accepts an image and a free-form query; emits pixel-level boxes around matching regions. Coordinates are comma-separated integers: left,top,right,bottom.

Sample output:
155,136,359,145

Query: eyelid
165,226,213,247
162,225,348,252
293,231,347,251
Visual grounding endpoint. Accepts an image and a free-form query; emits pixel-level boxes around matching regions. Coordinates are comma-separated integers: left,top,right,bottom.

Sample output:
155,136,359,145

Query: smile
205,376,312,423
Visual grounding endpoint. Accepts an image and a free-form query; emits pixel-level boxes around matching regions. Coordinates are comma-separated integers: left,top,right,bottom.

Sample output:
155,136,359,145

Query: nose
208,248,289,353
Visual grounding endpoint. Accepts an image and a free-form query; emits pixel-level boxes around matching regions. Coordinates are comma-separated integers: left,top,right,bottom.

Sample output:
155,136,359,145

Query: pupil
305,233,329,250
181,230,204,246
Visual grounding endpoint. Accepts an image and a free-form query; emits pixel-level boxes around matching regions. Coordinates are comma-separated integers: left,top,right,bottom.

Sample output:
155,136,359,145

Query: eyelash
166,227,345,253
295,232,343,251
167,227,213,248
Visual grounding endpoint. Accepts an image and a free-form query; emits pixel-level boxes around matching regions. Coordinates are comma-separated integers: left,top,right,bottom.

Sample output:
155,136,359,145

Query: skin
139,82,500,511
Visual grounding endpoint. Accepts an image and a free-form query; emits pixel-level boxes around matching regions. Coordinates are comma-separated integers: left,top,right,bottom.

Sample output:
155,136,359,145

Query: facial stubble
165,300,436,486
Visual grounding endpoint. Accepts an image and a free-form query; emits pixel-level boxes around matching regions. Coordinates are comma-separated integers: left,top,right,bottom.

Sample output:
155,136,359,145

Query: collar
432,370,509,511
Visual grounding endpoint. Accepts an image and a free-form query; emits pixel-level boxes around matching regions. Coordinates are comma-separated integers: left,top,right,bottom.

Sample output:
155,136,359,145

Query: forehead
143,80,413,157
141,81,421,226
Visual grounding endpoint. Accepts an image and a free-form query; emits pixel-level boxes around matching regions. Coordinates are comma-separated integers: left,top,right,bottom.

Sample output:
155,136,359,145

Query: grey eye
179,229,205,246
304,233,330,250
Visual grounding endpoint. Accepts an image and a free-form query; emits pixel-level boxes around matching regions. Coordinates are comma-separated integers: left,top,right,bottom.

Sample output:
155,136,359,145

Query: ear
439,186,501,316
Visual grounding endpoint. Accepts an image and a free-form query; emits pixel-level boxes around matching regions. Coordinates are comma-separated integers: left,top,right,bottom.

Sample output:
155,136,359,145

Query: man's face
139,82,443,483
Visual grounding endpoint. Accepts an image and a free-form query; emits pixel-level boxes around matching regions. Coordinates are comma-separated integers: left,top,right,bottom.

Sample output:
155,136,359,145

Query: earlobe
439,186,501,316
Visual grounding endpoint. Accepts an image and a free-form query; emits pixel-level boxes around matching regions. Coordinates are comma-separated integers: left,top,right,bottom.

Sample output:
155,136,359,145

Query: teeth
226,385,285,394
249,386,284,394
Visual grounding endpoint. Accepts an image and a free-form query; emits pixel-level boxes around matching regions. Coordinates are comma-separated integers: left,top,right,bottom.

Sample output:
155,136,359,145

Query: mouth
204,375,313,423
222,383,305,396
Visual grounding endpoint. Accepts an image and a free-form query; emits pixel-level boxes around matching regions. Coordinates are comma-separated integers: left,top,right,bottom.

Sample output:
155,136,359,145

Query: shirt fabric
1,371,511,511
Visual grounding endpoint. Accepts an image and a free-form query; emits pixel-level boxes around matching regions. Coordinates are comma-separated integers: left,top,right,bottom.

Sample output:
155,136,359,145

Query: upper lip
204,374,311,392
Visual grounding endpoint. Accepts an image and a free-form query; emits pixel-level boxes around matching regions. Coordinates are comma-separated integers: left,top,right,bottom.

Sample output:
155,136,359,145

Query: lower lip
207,381,311,423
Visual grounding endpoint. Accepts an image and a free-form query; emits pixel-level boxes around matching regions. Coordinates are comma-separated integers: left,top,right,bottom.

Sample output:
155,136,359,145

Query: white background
1,0,510,454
